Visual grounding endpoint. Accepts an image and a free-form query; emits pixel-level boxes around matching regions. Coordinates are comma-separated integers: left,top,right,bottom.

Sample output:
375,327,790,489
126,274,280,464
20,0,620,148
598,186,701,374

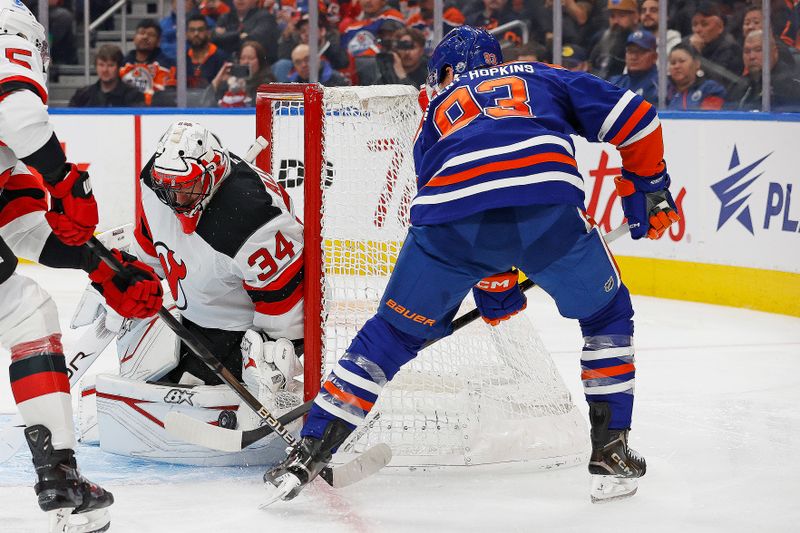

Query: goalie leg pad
579,285,635,430
93,374,293,466
115,293,179,382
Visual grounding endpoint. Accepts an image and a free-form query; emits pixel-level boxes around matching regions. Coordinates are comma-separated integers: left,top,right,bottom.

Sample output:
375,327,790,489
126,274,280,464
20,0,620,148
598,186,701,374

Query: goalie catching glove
472,270,527,326
44,163,99,246
614,167,680,240
87,249,163,319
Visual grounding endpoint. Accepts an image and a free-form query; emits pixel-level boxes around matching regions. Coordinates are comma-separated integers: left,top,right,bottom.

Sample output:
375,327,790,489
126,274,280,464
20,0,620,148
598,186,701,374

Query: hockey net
256,84,588,467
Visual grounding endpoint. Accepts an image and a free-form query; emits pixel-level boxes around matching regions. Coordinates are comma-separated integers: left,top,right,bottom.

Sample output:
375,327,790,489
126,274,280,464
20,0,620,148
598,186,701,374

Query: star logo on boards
710,145,771,234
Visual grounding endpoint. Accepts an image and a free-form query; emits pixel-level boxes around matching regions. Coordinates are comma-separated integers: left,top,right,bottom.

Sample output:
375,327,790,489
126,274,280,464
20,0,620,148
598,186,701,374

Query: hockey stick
85,237,389,489
166,222,632,452
0,316,116,463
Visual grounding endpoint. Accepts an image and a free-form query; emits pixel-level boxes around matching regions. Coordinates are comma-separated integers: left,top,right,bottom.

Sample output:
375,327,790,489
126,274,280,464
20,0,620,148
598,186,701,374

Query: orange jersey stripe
426,152,578,188
581,363,636,381
617,124,665,178
609,101,652,146
323,380,374,411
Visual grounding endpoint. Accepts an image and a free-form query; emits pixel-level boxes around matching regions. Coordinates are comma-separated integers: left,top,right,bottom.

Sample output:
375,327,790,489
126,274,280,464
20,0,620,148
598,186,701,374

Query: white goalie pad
94,374,298,466
77,375,99,445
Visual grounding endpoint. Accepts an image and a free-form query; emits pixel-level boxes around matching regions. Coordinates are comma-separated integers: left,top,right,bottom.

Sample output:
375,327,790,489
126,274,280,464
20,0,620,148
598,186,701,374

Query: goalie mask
150,121,230,233
0,0,49,73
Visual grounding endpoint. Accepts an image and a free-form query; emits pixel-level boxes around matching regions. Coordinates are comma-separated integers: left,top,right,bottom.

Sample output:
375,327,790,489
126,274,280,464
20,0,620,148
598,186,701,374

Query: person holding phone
204,40,275,107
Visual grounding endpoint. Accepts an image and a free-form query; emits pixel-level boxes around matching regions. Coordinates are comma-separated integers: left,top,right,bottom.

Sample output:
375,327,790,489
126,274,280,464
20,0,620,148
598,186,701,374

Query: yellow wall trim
616,256,800,317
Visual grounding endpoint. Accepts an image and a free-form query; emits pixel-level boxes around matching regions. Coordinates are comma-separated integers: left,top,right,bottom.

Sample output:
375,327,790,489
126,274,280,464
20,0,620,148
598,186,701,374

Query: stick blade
326,443,393,489
164,412,243,452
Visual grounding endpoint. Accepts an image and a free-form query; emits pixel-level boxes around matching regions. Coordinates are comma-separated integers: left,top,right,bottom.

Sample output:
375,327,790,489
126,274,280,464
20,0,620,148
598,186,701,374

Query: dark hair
240,40,268,72
394,27,426,49
137,19,162,39
95,44,124,66
505,41,546,61
694,0,723,18
187,14,208,28
670,42,700,60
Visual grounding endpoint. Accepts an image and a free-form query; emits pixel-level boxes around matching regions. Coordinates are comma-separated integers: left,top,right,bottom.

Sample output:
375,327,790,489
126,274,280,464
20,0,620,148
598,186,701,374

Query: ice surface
1,264,799,532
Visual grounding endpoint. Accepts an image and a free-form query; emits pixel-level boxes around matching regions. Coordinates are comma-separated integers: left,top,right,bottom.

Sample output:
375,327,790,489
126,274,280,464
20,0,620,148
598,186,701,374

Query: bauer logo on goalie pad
385,299,436,326
164,388,196,406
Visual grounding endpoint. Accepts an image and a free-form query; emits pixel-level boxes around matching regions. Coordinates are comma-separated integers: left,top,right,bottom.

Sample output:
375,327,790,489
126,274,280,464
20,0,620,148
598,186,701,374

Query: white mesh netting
262,85,589,468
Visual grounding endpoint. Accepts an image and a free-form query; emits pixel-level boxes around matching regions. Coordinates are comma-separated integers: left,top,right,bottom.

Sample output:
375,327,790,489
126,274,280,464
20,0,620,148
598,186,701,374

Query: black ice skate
262,419,353,507
587,402,646,504
25,425,114,533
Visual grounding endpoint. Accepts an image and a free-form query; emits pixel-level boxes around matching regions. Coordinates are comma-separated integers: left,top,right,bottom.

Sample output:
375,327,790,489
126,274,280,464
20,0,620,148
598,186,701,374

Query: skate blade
590,475,639,504
260,473,302,509
49,508,111,533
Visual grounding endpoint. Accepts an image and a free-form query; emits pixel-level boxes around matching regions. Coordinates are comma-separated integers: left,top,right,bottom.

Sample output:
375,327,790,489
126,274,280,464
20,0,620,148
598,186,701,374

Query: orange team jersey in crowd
120,61,176,105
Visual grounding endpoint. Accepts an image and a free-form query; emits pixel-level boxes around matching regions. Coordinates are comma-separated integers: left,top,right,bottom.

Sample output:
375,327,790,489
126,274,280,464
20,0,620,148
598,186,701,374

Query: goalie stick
85,237,389,491
164,222,632,453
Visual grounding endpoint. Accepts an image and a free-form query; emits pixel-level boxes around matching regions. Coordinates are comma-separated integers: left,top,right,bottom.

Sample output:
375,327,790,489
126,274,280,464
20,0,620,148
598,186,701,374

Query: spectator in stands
776,0,799,49
69,45,145,107
562,43,590,71
465,0,519,36
160,0,209,61
187,14,230,88
682,1,744,89
589,0,640,79
528,0,593,49
406,0,465,46
48,0,78,65
206,40,276,107
639,0,681,54
340,0,405,52
120,19,177,106
504,41,546,61
371,26,428,86
667,42,726,109
213,0,279,62
731,30,800,110
287,43,350,85
200,0,231,22
743,6,797,65
275,12,349,81
609,29,660,104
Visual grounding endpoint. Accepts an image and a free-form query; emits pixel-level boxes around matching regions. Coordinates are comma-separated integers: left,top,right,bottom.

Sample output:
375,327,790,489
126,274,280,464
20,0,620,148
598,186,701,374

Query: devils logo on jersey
155,241,187,310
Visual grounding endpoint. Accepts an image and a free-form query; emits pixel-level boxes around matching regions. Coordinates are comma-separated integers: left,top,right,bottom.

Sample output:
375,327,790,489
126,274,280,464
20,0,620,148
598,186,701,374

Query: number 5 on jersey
433,75,534,139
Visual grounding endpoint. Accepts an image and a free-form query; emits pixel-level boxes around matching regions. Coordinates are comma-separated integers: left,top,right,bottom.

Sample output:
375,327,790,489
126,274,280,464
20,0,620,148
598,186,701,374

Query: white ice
1,264,799,533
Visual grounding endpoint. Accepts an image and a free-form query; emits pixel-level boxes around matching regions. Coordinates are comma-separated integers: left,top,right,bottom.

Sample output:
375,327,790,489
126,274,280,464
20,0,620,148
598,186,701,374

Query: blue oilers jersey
411,61,667,225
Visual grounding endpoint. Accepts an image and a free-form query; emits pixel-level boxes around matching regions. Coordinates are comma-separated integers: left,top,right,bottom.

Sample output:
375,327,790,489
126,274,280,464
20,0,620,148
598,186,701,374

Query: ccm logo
476,279,511,291
385,299,436,326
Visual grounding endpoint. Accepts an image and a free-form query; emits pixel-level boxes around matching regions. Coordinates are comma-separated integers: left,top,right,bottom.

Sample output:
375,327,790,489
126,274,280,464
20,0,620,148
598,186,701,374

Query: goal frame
255,83,325,402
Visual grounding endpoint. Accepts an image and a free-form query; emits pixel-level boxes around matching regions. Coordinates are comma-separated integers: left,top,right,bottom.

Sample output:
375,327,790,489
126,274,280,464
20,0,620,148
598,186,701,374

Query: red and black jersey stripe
0,174,46,228
9,351,70,404
245,257,304,315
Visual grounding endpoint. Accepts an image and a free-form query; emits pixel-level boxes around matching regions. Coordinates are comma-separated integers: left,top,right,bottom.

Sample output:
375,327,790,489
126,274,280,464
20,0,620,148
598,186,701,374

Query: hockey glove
614,169,680,240
44,164,99,246
88,249,164,319
472,270,527,326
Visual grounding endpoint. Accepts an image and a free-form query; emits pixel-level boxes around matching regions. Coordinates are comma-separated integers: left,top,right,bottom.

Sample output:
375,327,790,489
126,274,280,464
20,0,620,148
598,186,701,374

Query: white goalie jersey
132,153,305,341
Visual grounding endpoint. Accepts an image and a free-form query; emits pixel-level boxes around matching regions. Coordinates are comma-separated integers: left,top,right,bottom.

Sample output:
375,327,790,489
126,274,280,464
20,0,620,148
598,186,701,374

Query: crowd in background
24,0,800,110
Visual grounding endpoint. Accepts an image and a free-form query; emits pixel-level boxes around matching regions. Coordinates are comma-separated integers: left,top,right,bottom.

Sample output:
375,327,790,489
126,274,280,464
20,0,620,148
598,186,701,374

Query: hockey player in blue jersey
265,26,680,503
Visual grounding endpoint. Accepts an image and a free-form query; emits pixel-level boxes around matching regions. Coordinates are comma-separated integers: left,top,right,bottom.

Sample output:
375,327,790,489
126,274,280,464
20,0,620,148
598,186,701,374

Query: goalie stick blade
321,443,393,489
164,400,313,452
164,412,244,452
